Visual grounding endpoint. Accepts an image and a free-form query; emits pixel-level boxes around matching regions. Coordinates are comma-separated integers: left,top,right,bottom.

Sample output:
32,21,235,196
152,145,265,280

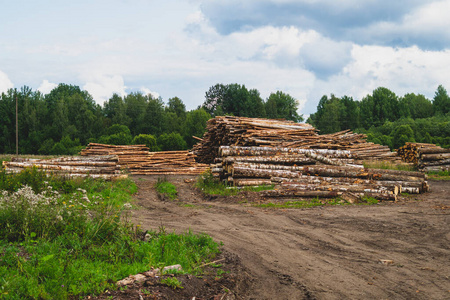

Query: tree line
307,85,450,149
0,83,302,155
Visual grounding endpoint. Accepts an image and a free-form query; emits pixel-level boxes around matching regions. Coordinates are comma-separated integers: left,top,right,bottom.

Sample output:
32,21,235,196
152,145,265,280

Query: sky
1,0,449,116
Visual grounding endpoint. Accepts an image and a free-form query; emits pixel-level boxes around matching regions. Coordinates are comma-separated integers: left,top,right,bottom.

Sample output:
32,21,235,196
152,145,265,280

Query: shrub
132,134,158,151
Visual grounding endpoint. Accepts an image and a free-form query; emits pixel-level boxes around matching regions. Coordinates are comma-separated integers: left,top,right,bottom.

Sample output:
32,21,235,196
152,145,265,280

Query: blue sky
1,0,449,115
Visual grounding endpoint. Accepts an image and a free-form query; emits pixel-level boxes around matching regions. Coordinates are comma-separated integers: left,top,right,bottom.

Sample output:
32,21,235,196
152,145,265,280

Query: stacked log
192,117,400,164
214,146,428,201
80,143,151,167
2,156,124,180
192,117,317,164
397,143,450,172
127,151,209,175
80,143,208,175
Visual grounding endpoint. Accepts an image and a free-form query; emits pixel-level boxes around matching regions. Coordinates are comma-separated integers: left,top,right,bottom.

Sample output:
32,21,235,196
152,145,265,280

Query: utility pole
16,95,18,156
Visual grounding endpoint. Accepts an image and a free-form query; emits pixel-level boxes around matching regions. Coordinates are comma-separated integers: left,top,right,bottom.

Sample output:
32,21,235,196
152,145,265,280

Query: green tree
360,87,399,129
132,134,158,151
164,97,187,134
167,97,186,120
98,124,133,145
399,93,433,119
433,85,450,115
202,83,266,117
202,84,227,116
124,92,148,135
339,96,360,130
157,132,187,151
392,124,415,149
104,93,131,128
183,108,211,147
142,97,165,136
265,91,303,122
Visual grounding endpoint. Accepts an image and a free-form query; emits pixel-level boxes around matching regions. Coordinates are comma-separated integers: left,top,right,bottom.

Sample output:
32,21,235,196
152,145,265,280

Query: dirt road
131,176,450,300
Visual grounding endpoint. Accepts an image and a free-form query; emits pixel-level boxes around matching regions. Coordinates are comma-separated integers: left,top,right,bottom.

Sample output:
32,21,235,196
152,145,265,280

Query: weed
196,170,273,196
363,161,416,171
427,170,450,180
0,170,220,299
253,196,379,209
160,277,183,289
155,177,178,200
359,196,379,205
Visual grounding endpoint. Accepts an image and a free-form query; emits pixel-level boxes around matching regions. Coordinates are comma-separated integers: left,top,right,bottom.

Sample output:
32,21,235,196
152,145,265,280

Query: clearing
127,175,449,300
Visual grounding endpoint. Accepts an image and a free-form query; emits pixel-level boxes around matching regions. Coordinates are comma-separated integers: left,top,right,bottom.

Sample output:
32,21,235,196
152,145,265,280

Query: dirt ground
120,175,449,300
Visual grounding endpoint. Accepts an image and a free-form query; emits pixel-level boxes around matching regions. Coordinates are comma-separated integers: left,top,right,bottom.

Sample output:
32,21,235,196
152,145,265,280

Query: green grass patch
0,169,221,299
363,160,416,171
160,277,184,289
155,177,178,200
253,196,378,209
427,170,450,180
195,171,274,196
179,203,201,208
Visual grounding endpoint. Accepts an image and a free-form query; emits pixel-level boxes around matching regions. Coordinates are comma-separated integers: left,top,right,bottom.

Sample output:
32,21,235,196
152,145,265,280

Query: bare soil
108,176,450,299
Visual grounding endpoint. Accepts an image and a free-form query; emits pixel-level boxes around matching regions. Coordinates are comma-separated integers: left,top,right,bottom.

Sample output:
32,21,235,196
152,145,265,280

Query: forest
0,83,301,155
1,83,449,155
307,85,450,149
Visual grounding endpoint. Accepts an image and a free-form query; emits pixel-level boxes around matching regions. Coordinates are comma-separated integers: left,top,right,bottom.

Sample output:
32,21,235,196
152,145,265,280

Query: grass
160,277,184,289
426,170,450,180
0,155,59,170
155,177,178,200
253,196,378,209
0,168,221,299
362,160,416,171
195,171,274,196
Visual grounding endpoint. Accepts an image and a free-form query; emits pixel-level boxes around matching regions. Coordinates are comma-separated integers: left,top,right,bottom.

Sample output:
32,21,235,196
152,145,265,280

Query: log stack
80,143,209,175
397,142,450,172
213,145,428,201
2,155,124,180
80,143,151,168
192,117,317,164
127,151,209,175
192,117,400,164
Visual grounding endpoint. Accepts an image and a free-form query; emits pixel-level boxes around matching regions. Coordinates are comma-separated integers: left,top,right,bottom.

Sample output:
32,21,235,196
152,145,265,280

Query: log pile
397,143,450,172
127,151,209,175
213,145,428,201
80,143,151,167
2,156,124,180
192,117,317,163
192,117,400,164
80,143,209,175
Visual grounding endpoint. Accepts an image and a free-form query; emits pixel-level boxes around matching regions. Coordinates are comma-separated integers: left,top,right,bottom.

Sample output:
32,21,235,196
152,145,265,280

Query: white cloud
305,45,450,113
140,87,160,99
37,80,57,95
0,70,14,93
348,0,450,49
82,74,127,104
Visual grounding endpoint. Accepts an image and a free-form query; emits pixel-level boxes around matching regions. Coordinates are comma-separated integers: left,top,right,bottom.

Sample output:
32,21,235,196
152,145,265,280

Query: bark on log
219,146,353,158
420,165,450,172
304,151,363,168
419,148,450,154
420,153,450,161
231,164,425,182
233,179,272,186
261,189,341,198
419,158,450,166
223,155,316,165
275,182,398,195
